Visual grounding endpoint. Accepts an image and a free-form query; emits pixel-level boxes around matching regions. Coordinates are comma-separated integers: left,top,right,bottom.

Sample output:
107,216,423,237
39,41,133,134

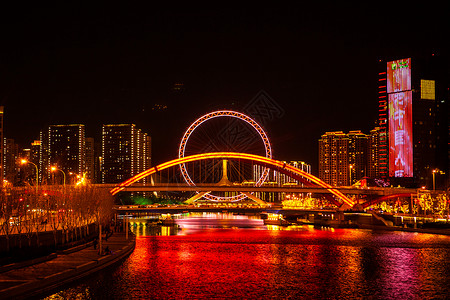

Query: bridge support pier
185,191,211,204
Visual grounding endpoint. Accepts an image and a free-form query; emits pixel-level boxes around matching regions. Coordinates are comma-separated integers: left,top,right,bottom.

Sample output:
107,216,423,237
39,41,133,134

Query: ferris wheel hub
178,110,272,202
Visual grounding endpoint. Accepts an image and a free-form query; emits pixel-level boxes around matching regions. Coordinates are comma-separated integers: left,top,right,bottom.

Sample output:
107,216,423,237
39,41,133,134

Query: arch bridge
111,152,416,208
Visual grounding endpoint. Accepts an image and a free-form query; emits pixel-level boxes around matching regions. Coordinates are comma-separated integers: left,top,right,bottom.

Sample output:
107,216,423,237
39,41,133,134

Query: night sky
1,3,448,172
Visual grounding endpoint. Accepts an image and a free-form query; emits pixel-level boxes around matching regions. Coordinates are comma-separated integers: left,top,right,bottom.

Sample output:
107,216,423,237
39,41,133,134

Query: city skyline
1,6,450,298
1,4,449,168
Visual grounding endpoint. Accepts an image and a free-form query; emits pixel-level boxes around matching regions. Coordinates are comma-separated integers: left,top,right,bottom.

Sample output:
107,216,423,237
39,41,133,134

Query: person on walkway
105,224,114,241
93,238,98,250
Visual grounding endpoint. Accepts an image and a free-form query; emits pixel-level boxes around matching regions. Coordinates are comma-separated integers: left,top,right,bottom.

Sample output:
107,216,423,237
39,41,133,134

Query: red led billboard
388,91,413,177
387,58,411,93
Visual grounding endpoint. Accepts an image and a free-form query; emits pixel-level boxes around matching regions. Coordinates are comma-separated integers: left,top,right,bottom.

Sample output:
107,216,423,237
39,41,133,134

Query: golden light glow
75,172,87,186
110,152,355,206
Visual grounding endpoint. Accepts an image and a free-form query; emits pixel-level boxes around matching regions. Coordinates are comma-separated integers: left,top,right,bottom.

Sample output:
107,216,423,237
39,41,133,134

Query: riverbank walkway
0,231,135,299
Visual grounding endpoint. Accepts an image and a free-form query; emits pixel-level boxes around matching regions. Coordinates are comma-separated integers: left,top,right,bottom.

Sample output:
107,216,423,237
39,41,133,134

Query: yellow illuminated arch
110,152,355,207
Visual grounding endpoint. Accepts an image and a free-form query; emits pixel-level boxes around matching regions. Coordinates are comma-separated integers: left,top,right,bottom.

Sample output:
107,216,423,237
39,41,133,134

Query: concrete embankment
0,232,135,299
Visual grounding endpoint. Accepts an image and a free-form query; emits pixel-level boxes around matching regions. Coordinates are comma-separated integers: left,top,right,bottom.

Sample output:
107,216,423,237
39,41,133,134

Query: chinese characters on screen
388,91,413,177
387,58,413,178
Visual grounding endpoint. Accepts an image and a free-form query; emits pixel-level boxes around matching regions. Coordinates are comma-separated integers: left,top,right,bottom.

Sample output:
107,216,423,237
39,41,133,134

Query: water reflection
131,212,267,236
132,224,179,237
45,213,450,299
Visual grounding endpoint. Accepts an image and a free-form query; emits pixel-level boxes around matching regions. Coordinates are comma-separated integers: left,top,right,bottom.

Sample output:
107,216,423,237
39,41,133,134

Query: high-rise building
253,160,311,186
368,127,383,179
39,124,86,184
93,140,102,184
39,130,49,183
85,137,95,183
101,124,151,184
20,140,41,186
319,131,370,186
318,131,349,186
347,131,369,184
252,160,312,202
378,55,449,188
135,128,152,176
30,140,40,166
3,138,20,185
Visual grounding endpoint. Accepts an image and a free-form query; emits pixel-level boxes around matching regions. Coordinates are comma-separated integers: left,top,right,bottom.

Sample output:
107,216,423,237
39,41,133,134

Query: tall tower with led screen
379,58,413,183
387,58,413,179
379,55,449,188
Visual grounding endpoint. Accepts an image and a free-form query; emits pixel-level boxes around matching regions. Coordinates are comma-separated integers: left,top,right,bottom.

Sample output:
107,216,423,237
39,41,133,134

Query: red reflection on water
122,229,378,299
46,226,450,299
125,230,278,299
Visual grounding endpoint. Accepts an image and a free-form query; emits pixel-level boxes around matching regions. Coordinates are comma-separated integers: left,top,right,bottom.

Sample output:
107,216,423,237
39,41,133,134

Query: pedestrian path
0,232,135,299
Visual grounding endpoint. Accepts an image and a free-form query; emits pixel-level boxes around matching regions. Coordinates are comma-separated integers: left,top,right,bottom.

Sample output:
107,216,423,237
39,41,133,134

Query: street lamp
432,169,437,191
68,172,77,185
432,169,445,191
349,164,353,186
20,159,39,189
50,166,66,187
68,172,87,186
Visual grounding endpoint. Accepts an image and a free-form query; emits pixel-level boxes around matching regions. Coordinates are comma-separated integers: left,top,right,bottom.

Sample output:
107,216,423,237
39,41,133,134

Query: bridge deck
115,183,418,196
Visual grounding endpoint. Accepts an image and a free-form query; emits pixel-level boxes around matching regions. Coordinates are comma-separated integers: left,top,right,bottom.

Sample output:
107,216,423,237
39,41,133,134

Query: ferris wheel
178,110,272,202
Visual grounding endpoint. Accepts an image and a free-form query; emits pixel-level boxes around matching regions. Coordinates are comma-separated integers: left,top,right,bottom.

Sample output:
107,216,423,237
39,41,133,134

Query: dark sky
1,3,448,172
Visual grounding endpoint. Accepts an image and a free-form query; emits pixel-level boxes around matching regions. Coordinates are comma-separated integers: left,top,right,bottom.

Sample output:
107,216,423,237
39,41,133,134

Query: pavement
0,231,135,300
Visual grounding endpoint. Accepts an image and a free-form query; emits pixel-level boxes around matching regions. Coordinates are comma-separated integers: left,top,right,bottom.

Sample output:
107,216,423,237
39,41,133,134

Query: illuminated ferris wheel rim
178,110,272,159
178,110,272,202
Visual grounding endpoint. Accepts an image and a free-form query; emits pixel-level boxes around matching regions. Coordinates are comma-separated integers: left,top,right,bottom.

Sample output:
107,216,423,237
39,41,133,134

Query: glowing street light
76,174,87,186
433,169,437,191
349,164,353,186
20,159,39,189
68,171,88,186
50,166,66,187
68,172,78,185
432,169,445,191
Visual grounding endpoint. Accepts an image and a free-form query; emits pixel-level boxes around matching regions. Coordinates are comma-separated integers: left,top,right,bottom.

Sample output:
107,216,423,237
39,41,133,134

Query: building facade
368,127,383,179
253,160,311,186
252,160,312,202
347,130,369,184
319,131,371,186
3,138,20,185
39,124,86,184
318,131,350,186
85,137,95,183
101,124,151,184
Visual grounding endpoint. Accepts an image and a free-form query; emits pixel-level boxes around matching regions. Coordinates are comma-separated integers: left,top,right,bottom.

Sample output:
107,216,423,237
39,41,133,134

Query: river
44,213,450,299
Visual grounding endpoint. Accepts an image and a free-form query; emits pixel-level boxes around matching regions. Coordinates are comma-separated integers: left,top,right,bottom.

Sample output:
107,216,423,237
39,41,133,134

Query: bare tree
1,184,115,255
0,188,21,252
